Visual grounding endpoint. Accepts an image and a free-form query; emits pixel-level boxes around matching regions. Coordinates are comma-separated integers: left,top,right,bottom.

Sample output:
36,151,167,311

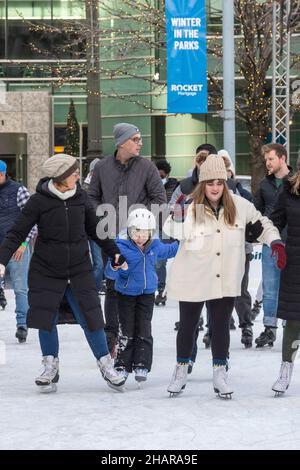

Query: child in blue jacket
105,208,178,383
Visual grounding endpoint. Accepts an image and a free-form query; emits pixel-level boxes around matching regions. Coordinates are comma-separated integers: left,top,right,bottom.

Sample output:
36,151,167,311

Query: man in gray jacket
88,123,166,354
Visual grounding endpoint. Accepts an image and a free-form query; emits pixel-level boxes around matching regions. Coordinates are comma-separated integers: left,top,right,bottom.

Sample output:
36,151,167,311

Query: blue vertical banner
166,0,207,114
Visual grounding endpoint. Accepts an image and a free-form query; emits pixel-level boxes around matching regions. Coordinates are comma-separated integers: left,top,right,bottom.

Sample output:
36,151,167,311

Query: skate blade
106,381,126,392
37,383,57,394
273,390,285,397
214,388,233,399
255,343,273,348
167,384,186,397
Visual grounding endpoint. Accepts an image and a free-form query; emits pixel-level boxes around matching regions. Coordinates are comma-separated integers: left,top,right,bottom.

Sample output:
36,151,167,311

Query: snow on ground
1,257,300,450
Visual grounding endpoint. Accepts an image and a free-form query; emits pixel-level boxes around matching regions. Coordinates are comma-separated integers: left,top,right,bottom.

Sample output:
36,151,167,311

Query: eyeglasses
130,137,143,144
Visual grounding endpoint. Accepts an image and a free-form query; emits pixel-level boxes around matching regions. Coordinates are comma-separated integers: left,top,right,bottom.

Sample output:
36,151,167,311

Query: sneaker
15,326,28,343
134,368,148,382
35,355,59,393
97,354,126,391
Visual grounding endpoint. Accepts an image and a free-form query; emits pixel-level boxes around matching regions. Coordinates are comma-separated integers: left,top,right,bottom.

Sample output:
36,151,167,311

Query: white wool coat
163,194,280,302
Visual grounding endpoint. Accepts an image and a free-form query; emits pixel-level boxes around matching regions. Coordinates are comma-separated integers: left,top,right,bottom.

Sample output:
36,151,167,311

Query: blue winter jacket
105,233,178,296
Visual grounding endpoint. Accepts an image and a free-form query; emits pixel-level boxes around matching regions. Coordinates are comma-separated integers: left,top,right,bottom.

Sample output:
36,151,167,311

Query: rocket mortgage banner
166,0,207,114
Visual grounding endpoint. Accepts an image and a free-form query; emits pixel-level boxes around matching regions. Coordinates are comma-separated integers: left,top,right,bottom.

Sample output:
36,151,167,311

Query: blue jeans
6,248,30,328
156,259,167,291
262,244,281,328
39,286,109,360
89,240,103,292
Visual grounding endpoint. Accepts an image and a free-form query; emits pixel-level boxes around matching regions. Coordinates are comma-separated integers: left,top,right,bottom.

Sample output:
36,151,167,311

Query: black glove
245,220,263,243
111,254,126,268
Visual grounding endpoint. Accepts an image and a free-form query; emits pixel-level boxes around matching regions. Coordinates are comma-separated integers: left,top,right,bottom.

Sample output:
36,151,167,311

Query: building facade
0,0,299,188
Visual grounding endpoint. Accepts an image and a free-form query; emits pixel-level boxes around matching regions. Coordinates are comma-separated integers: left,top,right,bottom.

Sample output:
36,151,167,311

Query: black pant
177,297,234,362
234,254,253,328
115,293,154,372
104,278,119,336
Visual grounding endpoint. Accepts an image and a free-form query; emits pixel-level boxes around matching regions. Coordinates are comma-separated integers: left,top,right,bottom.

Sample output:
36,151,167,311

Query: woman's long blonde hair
289,171,300,195
191,180,236,226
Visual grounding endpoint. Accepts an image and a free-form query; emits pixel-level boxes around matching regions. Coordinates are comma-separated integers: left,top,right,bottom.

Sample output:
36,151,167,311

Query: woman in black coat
270,173,300,395
0,154,126,393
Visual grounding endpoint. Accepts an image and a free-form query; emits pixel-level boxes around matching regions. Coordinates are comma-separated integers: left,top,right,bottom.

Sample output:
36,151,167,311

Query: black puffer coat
270,180,300,321
0,179,119,331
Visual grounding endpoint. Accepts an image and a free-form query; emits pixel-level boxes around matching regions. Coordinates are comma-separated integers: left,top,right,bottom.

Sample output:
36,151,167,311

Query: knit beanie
199,154,228,182
113,123,140,147
0,160,7,173
42,154,79,182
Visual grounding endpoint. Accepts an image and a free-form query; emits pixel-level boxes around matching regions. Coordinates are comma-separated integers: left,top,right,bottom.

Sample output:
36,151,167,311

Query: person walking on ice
163,155,285,399
0,154,127,393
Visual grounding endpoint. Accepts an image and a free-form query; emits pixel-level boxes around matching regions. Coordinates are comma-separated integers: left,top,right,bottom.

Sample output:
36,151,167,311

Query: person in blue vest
0,160,35,343
105,208,178,383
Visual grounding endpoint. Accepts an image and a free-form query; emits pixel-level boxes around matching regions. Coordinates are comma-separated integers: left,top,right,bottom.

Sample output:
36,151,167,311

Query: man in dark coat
253,143,292,348
88,123,167,354
0,154,126,393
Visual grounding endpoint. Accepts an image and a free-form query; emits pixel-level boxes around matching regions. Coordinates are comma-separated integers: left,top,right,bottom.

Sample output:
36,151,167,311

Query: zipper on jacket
64,201,70,280
137,246,147,290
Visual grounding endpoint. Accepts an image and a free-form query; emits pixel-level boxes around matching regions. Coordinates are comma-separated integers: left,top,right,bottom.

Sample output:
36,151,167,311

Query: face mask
161,178,167,185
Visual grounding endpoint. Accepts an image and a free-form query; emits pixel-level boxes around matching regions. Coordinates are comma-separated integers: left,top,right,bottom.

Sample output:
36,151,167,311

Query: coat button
216,252,220,256
216,274,220,278
235,224,238,227
217,229,220,233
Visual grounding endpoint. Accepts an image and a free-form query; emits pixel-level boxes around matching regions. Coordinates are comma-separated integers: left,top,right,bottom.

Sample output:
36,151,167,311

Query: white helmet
127,208,156,231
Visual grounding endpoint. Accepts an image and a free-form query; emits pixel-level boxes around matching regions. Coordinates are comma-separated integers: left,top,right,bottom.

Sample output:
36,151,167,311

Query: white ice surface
1,258,300,450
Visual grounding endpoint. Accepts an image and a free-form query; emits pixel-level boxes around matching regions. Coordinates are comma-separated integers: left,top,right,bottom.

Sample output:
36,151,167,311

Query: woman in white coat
163,155,286,398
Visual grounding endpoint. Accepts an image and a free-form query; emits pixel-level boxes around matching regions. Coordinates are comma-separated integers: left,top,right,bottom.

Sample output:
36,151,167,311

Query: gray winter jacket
88,153,167,233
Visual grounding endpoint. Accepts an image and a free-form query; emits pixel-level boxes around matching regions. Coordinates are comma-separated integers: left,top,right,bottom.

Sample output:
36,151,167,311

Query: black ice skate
255,326,276,348
241,326,253,348
15,326,28,343
155,289,167,306
0,287,7,310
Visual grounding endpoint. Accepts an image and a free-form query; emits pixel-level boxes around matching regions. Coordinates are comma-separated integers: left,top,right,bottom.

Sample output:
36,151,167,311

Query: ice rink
0,253,300,450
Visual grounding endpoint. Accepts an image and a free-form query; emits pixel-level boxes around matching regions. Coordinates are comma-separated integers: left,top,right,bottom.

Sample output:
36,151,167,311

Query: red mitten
271,243,286,270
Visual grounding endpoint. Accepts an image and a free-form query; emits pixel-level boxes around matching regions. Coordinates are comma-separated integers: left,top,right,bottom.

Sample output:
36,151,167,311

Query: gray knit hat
42,154,79,182
199,154,228,182
113,122,140,147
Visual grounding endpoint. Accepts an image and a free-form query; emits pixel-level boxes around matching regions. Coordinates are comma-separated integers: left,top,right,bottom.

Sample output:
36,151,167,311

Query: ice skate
155,289,167,306
213,365,233,399
174,321,180,331
35,356,59,393
255,326,276,348
167,363,188,397
272,361,294,397
15,326,28,344
187,360,194,374
134,367,148,383
0,287,7,310
97,354,126,392
241,326,253,348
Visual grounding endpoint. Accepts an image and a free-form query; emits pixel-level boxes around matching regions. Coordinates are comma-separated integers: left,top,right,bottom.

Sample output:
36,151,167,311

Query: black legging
177,297,235,362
